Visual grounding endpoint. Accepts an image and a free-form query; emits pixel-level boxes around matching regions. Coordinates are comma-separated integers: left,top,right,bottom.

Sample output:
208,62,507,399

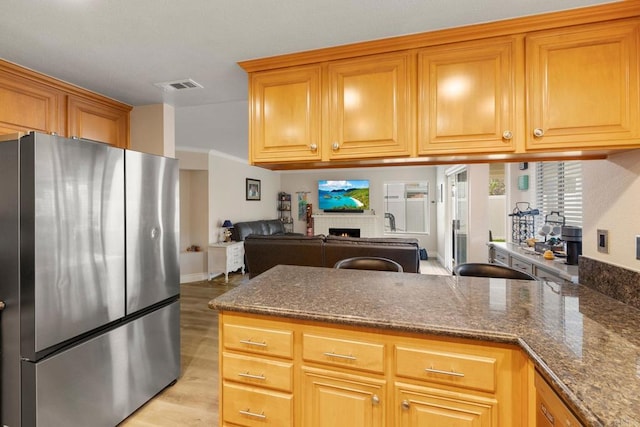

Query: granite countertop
489,241,580,283
210,265,640,427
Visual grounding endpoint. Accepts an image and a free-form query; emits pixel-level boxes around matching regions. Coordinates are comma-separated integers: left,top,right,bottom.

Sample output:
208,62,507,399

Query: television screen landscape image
318,180,369,212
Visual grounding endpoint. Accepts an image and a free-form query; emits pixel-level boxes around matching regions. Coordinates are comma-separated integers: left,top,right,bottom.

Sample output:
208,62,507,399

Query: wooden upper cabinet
68,95,130,148
327,52,413,160
418,36,520,155
0,59,130,147
0,69,65,136
240,2,640,168
526,19,640,150
249,65,322,163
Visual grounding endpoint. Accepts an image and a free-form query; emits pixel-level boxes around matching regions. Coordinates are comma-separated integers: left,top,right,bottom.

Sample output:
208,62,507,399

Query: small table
208,241,245,282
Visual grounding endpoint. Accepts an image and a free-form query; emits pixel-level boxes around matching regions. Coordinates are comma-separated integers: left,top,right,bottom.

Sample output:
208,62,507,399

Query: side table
208,241,245,282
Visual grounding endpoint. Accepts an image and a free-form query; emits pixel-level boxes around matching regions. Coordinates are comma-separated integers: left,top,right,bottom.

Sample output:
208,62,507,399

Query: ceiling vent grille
154,79,203,92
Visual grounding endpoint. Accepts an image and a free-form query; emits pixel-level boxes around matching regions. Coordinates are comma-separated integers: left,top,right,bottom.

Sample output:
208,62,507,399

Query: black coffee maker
561,226,582,265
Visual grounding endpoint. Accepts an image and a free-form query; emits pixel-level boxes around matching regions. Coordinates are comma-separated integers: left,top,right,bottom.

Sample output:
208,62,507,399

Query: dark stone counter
209,265,640,427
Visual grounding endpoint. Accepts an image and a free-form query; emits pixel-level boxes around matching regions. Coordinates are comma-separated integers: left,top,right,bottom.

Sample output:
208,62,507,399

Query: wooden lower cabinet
222,381,293,426
534,371,583,427
301,368,386,427
219,312,527,427
396,383,497,427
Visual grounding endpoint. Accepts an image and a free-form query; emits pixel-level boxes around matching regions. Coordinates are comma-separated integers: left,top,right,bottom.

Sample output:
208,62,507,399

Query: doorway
445,166,468,272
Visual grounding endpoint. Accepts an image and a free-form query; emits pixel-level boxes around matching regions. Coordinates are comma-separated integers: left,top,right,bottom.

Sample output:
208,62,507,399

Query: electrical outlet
597,229,609,253
636,235,640,260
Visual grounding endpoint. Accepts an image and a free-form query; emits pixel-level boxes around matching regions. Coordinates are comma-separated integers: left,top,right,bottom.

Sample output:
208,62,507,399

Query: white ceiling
0,0,618,156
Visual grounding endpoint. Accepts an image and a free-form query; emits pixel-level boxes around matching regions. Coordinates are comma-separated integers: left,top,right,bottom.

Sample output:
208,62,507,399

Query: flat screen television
318,180,369,212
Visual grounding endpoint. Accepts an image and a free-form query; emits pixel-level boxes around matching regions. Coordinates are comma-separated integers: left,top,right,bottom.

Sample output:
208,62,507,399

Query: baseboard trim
180,272,208,284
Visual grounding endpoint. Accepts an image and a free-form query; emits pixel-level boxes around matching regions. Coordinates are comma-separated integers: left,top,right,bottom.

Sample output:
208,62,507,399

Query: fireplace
313,214,377,237
329,227,361,238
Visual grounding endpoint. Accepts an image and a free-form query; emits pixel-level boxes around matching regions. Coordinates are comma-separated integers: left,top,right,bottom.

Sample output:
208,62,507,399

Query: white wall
176,101,248,160
467,164,490,263
582,150,640,271
209,151,281,243
130,103,176,157
176,149,209,283
179,170,208,250
488,196,506,240
279,166,438,252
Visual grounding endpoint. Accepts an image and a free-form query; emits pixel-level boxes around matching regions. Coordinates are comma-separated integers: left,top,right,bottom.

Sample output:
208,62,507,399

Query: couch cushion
232,219,286,241
324,235,420,273
244,235,326,278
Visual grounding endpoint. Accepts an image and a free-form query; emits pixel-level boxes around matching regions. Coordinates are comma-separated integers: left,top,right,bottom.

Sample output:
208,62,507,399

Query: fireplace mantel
312,214,378,237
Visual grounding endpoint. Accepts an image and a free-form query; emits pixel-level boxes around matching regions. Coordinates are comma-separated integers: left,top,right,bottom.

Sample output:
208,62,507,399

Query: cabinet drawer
224,324,293,359
222,382,293,427
395,346,497,393
303,333,385,374
534,266,569,284
222,352,293,392
511,258,534,275
493,250,509,266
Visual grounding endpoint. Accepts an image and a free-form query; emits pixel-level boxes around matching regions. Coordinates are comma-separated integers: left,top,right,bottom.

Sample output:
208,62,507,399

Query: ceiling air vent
154,79,203,92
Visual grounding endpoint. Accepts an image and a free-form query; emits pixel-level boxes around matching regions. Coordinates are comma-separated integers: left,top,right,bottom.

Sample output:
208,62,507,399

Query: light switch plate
597,229,609,253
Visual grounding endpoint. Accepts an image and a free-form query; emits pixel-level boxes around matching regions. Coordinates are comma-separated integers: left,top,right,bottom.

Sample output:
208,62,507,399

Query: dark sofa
231,219,289,242
323,235,420,274
243,234,420,278
243,235,326,278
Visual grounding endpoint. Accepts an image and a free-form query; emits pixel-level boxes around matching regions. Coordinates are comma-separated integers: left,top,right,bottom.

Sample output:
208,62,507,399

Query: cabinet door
327,52,413,160
250,65,322,163
396,383,497,427
526,19,640,150
418,36,519,155
68,95,130,148
0,70,65,135
302,368,385,427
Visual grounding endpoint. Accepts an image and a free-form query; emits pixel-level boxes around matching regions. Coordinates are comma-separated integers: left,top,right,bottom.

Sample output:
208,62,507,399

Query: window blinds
535,161,582,227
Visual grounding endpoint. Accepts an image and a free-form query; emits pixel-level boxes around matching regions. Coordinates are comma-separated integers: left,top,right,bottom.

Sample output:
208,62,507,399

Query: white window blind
535,161,582,227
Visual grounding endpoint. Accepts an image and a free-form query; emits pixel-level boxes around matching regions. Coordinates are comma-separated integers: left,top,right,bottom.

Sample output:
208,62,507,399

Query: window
535,161,582,227
383,181,430,233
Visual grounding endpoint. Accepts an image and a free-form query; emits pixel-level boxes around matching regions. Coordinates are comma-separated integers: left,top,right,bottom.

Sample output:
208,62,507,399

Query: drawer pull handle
239,339,267,347
237,372,266,380
323,351,357,360
239,409,267,419
540,403,555,425
424,366,465,377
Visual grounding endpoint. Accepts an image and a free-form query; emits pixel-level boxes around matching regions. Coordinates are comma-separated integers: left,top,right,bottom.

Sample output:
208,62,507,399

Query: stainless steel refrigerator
0,132,180,426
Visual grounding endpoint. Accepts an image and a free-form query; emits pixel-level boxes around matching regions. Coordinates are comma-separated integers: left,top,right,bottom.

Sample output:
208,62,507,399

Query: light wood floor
120,259,448,426
119,273,248,427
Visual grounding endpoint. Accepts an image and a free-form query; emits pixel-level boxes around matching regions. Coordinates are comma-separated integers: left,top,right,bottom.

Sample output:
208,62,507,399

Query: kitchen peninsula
210,265,640,427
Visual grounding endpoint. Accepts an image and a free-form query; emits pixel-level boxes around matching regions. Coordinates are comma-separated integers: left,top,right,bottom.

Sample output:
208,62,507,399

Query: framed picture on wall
246,178,261,201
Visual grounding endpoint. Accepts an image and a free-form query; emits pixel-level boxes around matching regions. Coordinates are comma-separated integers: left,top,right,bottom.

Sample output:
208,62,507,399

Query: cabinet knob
401,400,410,410
502,130,513,140
533,128,544,138
309,143,317,151
0,300,5,311
372,394,380,405
332,142,340,151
